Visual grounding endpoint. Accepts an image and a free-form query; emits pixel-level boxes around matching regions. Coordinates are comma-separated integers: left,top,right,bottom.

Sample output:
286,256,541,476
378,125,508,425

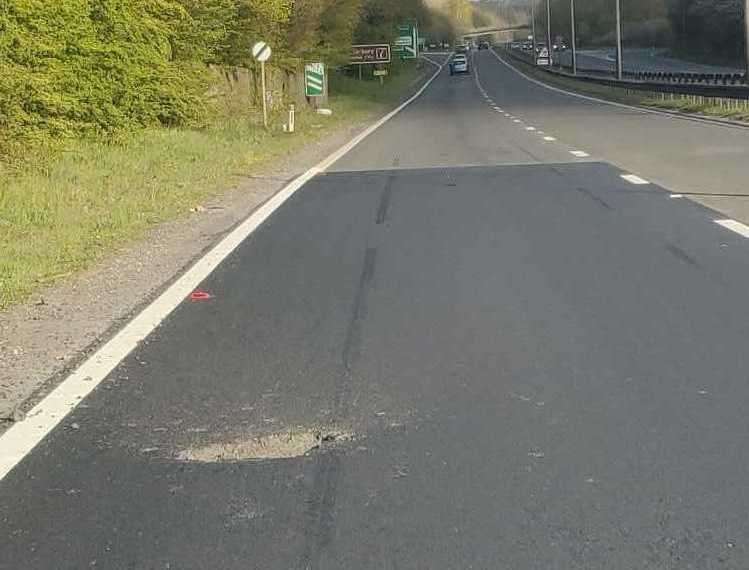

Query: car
478,41,490,50
449,54,470,75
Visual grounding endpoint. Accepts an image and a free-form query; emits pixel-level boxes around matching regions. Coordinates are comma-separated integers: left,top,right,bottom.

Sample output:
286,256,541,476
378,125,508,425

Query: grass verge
0,61,426,309
499,51,749,123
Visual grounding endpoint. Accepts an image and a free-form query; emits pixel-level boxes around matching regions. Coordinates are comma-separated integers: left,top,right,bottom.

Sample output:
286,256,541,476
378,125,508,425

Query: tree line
0,0,457,157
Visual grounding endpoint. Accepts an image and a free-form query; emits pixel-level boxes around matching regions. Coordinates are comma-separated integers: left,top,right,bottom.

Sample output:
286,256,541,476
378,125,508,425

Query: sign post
252,41,272,128
536,46,550,66
305,63,325,97
351,45,391,83
351,44,391,65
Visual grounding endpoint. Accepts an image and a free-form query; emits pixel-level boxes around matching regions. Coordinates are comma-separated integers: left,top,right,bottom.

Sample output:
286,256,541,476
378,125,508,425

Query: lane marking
570,151,590,158
513,119,522,123
670,194,684,198
0,56,450,484
543,136,557,141
715,219,749,238
621,174,650,185
525,126,536,131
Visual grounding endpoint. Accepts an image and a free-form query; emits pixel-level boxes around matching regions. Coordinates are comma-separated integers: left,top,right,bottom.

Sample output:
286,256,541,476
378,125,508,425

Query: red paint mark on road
190,289,213,302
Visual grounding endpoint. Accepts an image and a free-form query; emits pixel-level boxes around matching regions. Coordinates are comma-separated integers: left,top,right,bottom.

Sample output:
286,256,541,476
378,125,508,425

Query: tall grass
0,63,423,309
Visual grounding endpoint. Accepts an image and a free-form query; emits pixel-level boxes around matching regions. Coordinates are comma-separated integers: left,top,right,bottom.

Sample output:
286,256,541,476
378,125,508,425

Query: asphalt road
3,52,749,569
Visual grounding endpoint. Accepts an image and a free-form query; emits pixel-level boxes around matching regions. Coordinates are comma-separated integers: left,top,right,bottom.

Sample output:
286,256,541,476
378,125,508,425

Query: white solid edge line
715,219,749,238
621,174,650,185
0,57,449,483
489,48,747,130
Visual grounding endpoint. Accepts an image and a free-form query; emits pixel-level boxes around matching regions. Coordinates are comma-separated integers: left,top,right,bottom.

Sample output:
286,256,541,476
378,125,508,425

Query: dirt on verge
0,118,375,426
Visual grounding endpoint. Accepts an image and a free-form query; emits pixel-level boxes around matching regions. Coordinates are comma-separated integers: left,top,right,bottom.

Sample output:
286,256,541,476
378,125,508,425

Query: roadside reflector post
289,104,295,133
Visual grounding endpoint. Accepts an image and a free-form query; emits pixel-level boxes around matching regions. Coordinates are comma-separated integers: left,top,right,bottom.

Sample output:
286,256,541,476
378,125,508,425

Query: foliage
0,0,207,158
0,0,458,159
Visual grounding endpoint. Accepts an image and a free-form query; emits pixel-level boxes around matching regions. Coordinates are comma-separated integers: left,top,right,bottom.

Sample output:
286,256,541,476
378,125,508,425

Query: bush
0,0,208,157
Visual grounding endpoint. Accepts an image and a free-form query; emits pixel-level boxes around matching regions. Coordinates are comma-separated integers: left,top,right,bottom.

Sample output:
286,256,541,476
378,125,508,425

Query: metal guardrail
502,47,749,100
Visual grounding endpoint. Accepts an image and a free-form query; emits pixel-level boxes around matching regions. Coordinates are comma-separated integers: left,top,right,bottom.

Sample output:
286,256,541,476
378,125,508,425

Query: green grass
502,51,749,122
642,96,749,122
0,62,424,309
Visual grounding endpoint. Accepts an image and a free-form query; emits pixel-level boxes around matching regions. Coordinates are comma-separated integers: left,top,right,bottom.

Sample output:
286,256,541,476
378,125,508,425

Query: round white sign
252,41,272,63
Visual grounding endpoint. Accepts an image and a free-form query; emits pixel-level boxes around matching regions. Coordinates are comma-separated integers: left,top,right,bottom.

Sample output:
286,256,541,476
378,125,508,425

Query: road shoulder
0,69,438,426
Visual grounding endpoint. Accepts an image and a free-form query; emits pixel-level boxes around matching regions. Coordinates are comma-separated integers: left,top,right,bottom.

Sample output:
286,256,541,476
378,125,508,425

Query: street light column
615,0,623,80
570,0,577,74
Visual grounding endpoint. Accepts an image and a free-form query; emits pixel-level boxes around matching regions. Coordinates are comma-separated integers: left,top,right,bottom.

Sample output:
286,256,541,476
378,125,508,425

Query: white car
450,54,470,75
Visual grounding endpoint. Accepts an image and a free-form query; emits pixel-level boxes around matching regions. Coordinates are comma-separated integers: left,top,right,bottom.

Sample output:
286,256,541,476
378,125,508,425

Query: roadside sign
373,69,388,77
305,63,325,97
536,47,550,66
351,44,391,64
395,22,418,59
251,41,272,128
252,41,272,63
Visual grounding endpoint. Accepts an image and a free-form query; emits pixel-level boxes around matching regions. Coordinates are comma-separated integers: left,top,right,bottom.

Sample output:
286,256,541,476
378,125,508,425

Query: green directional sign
395,22,418,60
305,63,325,97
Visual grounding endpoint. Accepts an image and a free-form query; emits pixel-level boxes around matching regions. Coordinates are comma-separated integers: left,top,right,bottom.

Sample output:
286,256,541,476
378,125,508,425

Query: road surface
3,51,749,568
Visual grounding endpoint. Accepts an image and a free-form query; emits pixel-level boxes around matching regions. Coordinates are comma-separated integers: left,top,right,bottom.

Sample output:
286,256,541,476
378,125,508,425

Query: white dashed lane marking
716,219,749,238
526,126,536,131
570,151,590,158
543,136,557,142
621,174,650,185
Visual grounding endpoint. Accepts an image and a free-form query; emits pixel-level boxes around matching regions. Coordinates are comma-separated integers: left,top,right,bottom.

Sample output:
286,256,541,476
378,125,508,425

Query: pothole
177,429,353,463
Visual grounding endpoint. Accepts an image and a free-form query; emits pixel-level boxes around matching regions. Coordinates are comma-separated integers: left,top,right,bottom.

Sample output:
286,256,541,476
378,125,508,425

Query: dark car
478,41,490,50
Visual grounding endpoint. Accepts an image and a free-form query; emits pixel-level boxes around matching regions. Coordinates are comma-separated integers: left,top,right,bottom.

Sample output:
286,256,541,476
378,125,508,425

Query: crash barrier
502,46,749,100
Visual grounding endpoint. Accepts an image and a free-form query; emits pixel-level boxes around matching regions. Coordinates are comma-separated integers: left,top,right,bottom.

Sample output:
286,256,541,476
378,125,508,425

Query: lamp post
530,0,537,64
570,0,577,74
744,0,749,83
615,0,623,80
546,0,552,65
